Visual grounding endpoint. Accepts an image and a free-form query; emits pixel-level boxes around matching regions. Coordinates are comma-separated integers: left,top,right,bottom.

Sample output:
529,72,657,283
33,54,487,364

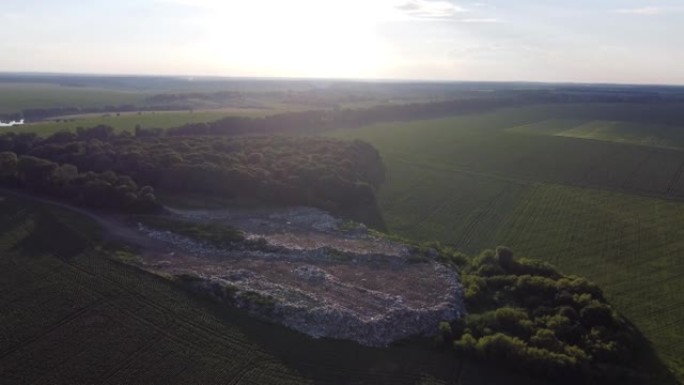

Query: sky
1,0,683,84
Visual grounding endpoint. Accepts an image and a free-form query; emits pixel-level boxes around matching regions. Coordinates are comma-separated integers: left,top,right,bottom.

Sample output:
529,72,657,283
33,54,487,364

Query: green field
328,104,684,381
0,193,553,385
2,108,285,136
0,82,148,114
498,184,684,377
508,119,684,150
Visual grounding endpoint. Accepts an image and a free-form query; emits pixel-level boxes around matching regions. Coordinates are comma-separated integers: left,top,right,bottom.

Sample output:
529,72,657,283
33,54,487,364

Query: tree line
0,151,159,212
165,98,519,137
0,126,386,216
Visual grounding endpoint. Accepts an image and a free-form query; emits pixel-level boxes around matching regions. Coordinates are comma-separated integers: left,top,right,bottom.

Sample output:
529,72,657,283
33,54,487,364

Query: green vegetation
5,109,282,136
327,103,684,381
240,291,277,310
0,82,148,114
445,246,673,384
508,119,684,150
496,184,684,380
134,215,245,246
0,128,385,220
0,151,159,212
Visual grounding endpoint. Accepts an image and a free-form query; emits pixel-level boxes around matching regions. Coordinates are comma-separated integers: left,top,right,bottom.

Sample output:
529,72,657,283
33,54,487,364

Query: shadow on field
11,203,100,259
182,288,549,385
185,292,457,384
177,266,680,385
623,318,680,385
342,201,387,231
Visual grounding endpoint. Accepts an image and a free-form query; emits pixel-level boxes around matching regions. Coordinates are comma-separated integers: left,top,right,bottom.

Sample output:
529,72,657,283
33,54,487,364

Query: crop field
497,184,684,379
0,82,149,114
507,119,684,150
378,157,529,253
327,103,684,380
330,106,684,199
3,108,285,136
0,193,553,385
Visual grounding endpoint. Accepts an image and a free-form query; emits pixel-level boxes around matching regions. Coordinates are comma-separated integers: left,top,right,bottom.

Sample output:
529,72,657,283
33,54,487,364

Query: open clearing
327,103,684,381
129,206,464,348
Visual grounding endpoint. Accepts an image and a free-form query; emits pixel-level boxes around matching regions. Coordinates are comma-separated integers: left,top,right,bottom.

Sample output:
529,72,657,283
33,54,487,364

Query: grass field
0,193,552,385
1,108,286,136
379,159,528,252
498,184,684,378
508,119,684,150
0,82,149,114
327,104,684,381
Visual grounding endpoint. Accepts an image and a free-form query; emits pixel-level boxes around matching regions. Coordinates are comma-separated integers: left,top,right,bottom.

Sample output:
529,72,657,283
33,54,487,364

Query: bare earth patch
126,207,465,347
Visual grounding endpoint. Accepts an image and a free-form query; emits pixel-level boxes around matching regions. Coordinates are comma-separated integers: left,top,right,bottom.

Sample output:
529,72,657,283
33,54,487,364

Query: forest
166,90,684,137
0,126,385,217
0,151,159,212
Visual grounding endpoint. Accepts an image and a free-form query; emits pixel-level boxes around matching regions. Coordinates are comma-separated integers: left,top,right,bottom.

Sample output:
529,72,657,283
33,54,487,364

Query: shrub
475,333,528,362
494,307,533,338
580,301,615,328
450,247,640,383
454,333,477,354
530,328,565,353
495,246,514,268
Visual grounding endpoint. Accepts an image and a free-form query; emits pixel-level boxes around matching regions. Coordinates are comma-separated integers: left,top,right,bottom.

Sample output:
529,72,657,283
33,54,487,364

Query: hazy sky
1,0,683,84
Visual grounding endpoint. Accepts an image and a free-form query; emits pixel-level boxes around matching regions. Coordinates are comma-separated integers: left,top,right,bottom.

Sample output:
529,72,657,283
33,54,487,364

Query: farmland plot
376,155,529,253
507,116,684,150
333,115,684,199
496,184,684,379
556,120,684,149
505,119,588,135
328,107,684,380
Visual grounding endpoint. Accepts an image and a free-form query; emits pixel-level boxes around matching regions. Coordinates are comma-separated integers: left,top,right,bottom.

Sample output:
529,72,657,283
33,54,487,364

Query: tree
580,301,614,328
496,246,514,269
17,155,58,189
0,152,18,178
51,164,78,187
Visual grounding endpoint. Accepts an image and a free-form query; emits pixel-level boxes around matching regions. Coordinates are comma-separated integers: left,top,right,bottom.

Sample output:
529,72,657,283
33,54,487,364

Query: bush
495,246,514,268
530,329,565,353
451,247,640,383
494,307,533,338
454,333,477,353
580,301,615,328
475,333,527,361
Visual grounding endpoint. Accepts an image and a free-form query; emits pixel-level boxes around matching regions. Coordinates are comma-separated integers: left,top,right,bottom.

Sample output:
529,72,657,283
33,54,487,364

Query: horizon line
1,71,683,88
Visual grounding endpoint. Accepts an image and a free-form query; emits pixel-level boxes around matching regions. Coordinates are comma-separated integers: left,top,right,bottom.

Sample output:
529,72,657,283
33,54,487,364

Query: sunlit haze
2,0,683,84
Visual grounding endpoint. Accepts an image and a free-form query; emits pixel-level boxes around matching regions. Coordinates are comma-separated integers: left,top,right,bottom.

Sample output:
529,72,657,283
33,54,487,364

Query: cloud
395,0,466,19
459,18,500,23
155,0,216,7
469,2,496,10
615,6,671,16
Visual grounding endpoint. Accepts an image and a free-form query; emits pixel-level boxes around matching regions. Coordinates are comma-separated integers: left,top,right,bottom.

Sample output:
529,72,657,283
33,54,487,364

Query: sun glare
198,0,395,78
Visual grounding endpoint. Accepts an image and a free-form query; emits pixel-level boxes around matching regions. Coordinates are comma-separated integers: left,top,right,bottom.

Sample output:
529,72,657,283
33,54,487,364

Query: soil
131,206,465,347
